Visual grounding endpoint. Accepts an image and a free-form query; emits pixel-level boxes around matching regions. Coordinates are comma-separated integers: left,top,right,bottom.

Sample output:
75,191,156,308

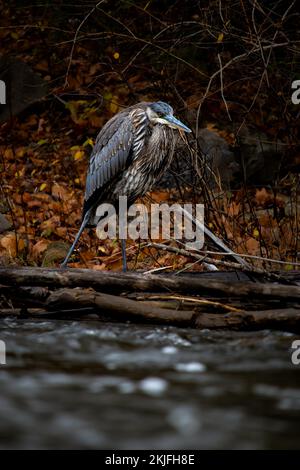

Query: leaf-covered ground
0,1,299,271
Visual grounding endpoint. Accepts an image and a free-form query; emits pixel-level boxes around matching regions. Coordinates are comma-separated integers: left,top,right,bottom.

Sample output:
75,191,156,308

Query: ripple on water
175,362,206,373
138,377,168,396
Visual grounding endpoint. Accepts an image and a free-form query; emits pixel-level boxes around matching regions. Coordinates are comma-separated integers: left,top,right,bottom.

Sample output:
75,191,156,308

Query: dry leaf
32,239,50,259
0,233,25,257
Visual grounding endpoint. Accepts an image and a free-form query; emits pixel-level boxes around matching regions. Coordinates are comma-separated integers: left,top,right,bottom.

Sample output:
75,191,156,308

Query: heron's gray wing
84,114,134,207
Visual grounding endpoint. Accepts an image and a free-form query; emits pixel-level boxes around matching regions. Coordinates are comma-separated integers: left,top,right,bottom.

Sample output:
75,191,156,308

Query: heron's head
147,101,191,133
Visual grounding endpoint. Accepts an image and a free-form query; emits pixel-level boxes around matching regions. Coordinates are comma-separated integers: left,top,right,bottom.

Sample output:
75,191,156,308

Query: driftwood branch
0,284,49,306
147,243,291,283
0,267,299,300
46,288,195,325
1,267,299,332
193,308,300,332
0,306,97,319
181,207,251,268
46,288,300,331
1,285,299,332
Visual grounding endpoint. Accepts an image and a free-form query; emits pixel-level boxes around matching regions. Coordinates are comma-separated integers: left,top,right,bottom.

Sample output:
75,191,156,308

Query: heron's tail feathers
60,208,92,268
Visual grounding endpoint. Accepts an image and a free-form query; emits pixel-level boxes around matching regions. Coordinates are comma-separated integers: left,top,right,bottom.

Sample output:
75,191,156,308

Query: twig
181,207,251,268
217,52,232,120
196,250,300,267
147,242,251,270
196,40,292,136
145,265,173,274
135,293,242,313
64,0,106,88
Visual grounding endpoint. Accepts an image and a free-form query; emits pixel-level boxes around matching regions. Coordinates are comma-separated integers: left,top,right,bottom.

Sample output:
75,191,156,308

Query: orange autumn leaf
92,264,107,270
255,188,270,206
0,233,25,257
32,239,50,259
40,215,60,233
228,202,240,217
245,237,260,255
52,183,69,201
148,190,171,202
55,226,67,238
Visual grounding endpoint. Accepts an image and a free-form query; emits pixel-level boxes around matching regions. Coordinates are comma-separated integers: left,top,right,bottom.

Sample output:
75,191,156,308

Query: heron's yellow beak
164,114,192,132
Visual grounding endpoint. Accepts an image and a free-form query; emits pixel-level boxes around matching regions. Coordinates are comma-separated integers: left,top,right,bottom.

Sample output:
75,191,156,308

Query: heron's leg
60,210,91,268
121,238,127,272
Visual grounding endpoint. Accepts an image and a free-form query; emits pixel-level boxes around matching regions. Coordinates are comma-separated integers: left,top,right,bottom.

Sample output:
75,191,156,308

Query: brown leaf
255,188,270,206
0,233,25,257
245,237,260,255
51,183,69,201
32,239,50,259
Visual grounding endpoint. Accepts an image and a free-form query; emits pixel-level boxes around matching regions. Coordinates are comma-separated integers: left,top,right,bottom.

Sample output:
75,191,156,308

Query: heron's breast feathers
130,107,149,159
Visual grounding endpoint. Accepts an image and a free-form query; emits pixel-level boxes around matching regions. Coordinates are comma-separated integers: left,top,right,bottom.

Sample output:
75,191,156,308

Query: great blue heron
61,101,191,270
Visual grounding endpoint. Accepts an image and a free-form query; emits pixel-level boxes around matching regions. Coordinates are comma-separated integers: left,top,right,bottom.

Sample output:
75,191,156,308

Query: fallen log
46,288,196,326
194,308,300,332
0,307,97,319
1,267,299,332
0,284,49,306
45,288,300,331
1,287,299,332
0,267,299,300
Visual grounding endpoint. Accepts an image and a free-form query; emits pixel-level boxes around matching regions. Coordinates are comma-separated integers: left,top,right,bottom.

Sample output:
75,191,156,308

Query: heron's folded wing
84,116,134,206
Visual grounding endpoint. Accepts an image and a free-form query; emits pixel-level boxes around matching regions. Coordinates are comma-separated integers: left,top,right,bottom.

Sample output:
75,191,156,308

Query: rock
154,129,240,190
196,128,240,188
0,56,47,122
0,214,11,233
155,127,286,191
236,128,285,185
42,241,71,267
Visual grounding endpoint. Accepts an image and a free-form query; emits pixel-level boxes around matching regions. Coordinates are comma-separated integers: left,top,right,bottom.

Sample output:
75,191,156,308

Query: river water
0,318,300,449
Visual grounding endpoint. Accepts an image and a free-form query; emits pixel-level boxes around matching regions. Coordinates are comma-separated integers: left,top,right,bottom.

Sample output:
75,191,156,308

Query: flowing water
0,318,300,449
